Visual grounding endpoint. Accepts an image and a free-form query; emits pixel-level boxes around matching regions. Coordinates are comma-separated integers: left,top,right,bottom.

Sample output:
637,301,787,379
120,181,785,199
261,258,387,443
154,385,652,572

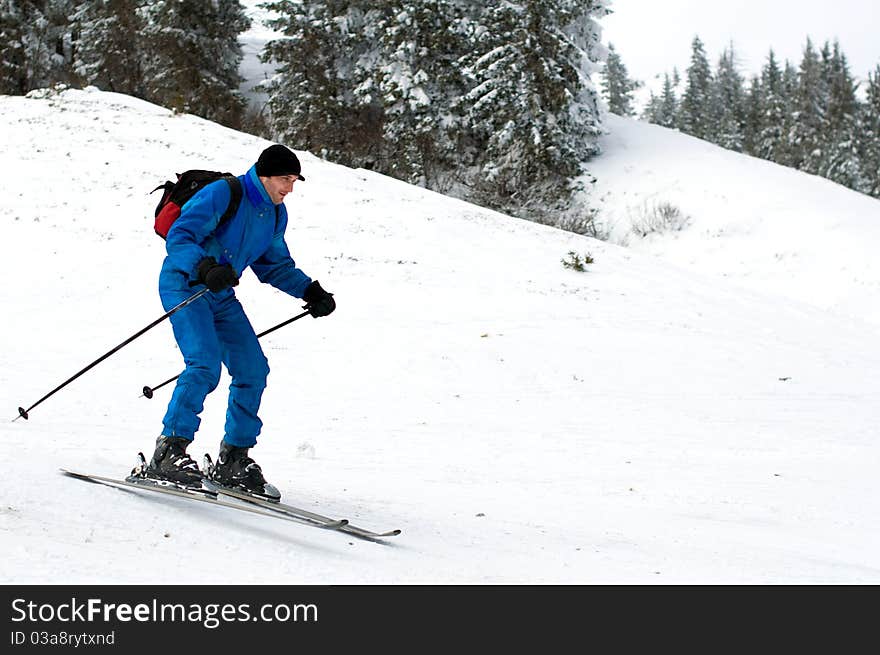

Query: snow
589,114,880,327
238,1,281,106
1,88,879,584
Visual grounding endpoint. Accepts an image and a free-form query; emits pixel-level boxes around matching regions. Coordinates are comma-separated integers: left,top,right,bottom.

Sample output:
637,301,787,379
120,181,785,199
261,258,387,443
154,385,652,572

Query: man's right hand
196,256,239,292
303,280,336,318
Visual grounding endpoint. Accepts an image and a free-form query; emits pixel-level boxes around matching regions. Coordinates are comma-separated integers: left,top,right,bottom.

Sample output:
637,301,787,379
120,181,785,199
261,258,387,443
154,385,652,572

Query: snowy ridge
590,114,880,326
0,88,878,584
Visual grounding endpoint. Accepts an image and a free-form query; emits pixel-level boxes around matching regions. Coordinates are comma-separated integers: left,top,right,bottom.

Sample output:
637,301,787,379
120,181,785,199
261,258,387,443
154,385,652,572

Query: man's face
260,174,298,205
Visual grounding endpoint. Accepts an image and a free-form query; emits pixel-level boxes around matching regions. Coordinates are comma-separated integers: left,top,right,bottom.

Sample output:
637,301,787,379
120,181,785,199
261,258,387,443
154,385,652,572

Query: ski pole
16,287,210,420
140,308,312,399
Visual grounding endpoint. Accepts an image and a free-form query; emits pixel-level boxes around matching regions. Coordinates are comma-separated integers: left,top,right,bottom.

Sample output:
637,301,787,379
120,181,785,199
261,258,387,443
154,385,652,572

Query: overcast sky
601,0,880,87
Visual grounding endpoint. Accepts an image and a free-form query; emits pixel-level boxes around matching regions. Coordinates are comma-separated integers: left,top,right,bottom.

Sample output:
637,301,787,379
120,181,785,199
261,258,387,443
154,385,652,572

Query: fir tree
72,0,145,96
44,0,81,85
756,50,789,164
0,0,77,93
858,65,880,197
657,72,678,128
641,90,660,123
363,0,471,187
260,1,367,166
711,43,745,151
261,0,608,227
741,74,762,155
643,72,677,128
0,0,28,94
820,41,860,188
788,38,827,174
782,60,799,99
601,42,638,116
677,36,713,140
461,0,607,217
141,0,251,128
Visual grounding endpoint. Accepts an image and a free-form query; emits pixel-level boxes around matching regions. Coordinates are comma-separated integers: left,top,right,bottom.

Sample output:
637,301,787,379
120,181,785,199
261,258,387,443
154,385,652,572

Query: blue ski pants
159,285,269,447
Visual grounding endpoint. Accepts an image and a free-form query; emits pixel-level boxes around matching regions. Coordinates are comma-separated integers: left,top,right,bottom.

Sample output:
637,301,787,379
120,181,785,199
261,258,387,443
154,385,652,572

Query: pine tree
601,42,638,116
461,0,607,217
657,72,678,128
141,0,251,128
643,72,677,128
261,0,608,227
820,41,860,188
44,0,81,85
711,43,745,151
782,60,799,99
0,0,77,93
0,0,28,94
858,65,880,197
641,90,661,123
756,50,789,164
72,0,145,96
788,38,827,174
362,0,471,187
263,1,470,180
677,36,713,140
741,74,762,155
260,1,367,166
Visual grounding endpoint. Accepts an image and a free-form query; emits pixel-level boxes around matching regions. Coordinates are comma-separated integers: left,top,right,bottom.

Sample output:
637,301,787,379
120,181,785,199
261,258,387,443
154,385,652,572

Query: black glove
302,280,336,318
196,256,239,292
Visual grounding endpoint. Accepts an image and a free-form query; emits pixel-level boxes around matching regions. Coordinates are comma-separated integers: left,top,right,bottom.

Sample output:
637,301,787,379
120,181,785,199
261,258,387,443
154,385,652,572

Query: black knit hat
256,144,305,181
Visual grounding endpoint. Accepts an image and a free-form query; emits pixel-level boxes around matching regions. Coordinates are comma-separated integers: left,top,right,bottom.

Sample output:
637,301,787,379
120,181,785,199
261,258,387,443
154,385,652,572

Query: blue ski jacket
159,164,312,297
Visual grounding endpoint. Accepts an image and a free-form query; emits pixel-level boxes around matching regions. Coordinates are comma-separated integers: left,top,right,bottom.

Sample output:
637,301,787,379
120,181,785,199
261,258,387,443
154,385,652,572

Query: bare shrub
628,201,692,237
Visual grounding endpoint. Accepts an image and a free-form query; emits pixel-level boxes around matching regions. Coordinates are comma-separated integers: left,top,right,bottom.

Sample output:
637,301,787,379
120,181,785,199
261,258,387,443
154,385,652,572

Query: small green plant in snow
561,251,594,272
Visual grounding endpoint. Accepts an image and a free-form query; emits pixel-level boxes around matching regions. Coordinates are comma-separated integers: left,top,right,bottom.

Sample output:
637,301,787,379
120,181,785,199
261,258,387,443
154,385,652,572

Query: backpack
150,170,243,239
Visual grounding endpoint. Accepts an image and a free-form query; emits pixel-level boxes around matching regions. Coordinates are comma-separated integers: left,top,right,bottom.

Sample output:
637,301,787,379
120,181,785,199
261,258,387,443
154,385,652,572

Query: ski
203,479,402,540
200,453,401,540
59,469,348,531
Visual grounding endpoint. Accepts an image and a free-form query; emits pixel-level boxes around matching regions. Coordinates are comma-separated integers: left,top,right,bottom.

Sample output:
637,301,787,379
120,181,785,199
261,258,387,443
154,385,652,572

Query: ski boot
138,436,204,488
204,441,281,502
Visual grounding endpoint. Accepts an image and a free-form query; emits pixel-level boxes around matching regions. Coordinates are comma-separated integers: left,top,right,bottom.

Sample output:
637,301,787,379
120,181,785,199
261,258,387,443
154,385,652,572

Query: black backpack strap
219,175,243,227
150,181,174,195
151,180,176,218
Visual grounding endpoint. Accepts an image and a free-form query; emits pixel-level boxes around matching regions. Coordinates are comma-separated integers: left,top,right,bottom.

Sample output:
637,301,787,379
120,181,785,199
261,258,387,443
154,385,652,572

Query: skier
145,144,336,499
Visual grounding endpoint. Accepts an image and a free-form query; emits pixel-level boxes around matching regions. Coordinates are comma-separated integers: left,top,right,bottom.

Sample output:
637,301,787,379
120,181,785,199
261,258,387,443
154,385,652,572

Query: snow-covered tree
0,0,28,94
858,65,880,197
601,42,638,116
741,75,761,155
361,0,472,187
141,0,251,128
677,36,713,140
461,0,607,217
261,1,364,165
643,72,677,128
71,0,145,96
640,34,873,198
754,50,790,163
788,38,828,174
710,44,745,151
657,73,679,128
262,0,609,225
0,0,77,93
820,41,860,188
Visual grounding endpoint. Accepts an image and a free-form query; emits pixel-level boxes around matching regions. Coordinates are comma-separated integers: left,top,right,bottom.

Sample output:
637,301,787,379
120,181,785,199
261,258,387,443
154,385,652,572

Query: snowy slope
1,87,878,584
589,114,880,327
